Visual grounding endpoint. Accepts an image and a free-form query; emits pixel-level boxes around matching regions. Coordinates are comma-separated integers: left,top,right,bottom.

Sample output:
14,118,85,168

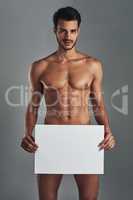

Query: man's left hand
98,132,116,151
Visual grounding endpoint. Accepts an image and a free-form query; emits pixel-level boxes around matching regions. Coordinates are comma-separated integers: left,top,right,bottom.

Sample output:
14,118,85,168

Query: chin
63,45,73,50
64,47,72,50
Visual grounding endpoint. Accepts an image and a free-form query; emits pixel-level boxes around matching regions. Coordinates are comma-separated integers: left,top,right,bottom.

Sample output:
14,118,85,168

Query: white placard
34,125,104,174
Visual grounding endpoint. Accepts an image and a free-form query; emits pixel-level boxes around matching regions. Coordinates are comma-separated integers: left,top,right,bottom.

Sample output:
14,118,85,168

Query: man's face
54,19,80,50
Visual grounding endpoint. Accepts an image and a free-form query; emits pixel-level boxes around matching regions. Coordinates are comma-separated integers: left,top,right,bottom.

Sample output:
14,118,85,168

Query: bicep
90,61,103,105
28,63,43,107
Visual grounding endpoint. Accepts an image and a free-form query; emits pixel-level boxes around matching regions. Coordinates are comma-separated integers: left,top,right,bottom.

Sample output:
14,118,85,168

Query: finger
103,139,113,149
28,136,38,147
25,137,38,149
98,134,111,147
21,136,38,152
21,142,32,152
31,145,38,151
25,143,38,153
104,134,112,143
106,136,116,147
26,135,38,147
22,140,36,152
109,141,116,149
99,138,110,149
25,147,35,153
102,136,114,147
22,138,31,147
99,134,114,149
26,147,33,152
104,140,115,150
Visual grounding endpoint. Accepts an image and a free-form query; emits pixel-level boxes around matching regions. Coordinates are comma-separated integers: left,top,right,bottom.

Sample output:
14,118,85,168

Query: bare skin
21,19,116,200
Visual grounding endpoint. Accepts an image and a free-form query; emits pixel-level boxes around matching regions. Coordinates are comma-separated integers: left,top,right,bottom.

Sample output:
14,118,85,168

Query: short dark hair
53,6,81,29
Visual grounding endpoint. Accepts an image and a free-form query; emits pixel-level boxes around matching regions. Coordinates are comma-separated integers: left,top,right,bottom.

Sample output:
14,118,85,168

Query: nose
65,31,70,39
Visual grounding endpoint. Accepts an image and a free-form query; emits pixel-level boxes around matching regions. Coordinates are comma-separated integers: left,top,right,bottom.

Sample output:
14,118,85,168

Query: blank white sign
34,125,104,174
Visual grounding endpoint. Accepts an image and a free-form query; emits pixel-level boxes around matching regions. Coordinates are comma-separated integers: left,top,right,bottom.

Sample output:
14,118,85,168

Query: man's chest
40,62,94,90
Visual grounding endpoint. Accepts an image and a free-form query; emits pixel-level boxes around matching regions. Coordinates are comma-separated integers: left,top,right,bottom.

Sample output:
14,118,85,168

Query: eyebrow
59,28,77,31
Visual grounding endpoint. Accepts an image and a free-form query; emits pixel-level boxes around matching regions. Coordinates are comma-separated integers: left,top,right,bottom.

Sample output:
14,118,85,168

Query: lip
64,41,72,45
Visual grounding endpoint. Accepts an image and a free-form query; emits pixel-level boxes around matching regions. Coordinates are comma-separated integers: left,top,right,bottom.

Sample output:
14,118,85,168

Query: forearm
24,103,39,136
93,103,111,133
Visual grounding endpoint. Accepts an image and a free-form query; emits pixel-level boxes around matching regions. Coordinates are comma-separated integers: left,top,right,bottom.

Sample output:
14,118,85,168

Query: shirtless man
21,6,116,200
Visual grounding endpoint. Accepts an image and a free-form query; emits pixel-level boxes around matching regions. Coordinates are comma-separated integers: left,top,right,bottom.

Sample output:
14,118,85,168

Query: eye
59,29,65,33
57,28,64,33
71,30,76,33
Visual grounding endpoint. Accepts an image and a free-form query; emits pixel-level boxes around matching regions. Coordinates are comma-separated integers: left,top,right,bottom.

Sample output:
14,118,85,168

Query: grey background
0,0,131,199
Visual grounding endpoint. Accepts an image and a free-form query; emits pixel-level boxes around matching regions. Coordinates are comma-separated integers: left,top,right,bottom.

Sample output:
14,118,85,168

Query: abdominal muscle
42,78,92,125
44,110,92,125
44,93,92,125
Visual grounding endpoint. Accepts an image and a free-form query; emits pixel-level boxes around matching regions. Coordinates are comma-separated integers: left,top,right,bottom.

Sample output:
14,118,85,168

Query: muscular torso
38,53,95,125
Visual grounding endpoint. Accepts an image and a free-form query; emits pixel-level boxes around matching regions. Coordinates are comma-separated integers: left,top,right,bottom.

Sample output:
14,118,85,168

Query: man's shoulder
31,54,51,68
78,52,101,63
83,53,101,65
30,52,56,73
83,53,103,71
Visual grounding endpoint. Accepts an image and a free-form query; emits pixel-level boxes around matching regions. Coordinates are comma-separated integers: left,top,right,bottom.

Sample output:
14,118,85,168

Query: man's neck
56,47,78,61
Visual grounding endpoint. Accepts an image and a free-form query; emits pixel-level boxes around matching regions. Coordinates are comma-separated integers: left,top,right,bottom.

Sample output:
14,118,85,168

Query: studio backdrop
0,0,131,200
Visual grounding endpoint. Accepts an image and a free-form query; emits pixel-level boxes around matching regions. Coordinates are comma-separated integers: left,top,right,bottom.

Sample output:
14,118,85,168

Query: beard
56,36,78,51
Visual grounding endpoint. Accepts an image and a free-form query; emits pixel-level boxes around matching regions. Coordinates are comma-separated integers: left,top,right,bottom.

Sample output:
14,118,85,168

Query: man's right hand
20,135,38,153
